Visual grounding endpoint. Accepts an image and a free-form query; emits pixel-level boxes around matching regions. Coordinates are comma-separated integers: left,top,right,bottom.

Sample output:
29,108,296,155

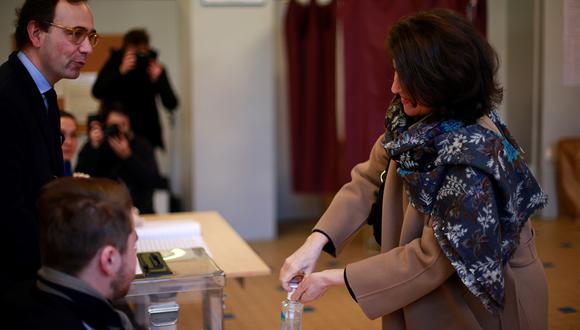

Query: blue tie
44,89,64,176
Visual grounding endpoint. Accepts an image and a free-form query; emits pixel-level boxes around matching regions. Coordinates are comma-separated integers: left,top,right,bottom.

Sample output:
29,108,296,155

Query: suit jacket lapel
8,53,63,177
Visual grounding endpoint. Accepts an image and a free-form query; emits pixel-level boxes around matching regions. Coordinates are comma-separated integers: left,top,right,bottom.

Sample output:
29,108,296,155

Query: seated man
5,177,137,329
60,110,79,176
76,104,165,214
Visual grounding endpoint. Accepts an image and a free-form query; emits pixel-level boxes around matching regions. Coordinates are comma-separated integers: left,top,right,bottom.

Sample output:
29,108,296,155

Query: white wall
540,0,580,217
504,0,535,163
487,0,508,117
488,0,535,164
186,0,276,240
0,0,21,57
176,0,193,214
488,0,580,218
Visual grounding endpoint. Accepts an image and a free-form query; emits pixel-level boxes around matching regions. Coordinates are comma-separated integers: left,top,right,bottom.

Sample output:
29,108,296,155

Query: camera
104,124,121,139
87,113,121,138
135,49,158,72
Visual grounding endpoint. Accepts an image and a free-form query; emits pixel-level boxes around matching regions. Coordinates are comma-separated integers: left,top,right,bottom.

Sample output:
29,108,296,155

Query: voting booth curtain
285,0,339,193
285,0,487,194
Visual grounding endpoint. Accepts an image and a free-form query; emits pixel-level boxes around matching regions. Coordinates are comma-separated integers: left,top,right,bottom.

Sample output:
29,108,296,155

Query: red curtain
340,0,487,181
286,0,340,193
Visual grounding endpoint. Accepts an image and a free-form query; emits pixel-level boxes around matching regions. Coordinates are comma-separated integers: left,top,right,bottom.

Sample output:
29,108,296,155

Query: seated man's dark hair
37,177,133,275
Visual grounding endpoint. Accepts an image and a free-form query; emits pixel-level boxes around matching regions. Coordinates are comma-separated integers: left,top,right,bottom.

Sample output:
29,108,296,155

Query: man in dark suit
0,0,97,282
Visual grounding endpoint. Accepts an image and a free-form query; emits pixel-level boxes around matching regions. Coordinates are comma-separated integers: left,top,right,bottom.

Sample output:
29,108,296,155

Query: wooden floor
222,218,580,330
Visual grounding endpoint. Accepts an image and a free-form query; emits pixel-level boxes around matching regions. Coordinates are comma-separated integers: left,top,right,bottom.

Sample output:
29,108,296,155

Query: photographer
76,104,165,214
92,28,178,149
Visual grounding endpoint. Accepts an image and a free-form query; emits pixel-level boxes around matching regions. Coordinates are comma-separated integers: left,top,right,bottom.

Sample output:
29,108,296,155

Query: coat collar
37,267,133,330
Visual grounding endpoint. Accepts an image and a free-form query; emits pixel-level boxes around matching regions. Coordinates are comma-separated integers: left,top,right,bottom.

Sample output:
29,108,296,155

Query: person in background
4,177,137,329
76,103,165,214
92,28,178,150
279,9,548,329
0,0,96,283
60,110,79,176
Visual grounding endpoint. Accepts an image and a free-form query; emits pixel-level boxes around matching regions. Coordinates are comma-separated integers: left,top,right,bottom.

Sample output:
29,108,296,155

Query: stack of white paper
135,219,210,256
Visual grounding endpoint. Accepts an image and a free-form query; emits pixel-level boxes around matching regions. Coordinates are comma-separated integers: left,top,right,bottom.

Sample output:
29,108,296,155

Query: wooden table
142,211,271,279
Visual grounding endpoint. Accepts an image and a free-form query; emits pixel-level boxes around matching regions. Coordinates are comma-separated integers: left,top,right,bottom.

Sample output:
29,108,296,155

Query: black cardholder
137,251,173,277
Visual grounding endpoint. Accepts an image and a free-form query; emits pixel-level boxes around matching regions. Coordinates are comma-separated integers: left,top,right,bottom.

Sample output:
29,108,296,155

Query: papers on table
137,219,201,240
135,218,211,256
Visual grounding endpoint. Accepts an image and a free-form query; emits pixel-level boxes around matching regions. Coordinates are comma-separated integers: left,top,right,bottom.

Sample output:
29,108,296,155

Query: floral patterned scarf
382,96,548,314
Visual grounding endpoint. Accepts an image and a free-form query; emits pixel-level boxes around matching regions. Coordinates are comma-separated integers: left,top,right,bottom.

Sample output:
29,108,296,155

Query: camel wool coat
314,122,548,329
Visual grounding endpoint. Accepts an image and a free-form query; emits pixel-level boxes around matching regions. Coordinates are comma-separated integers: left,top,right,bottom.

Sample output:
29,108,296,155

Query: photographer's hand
120,49,136,75
89,121,104,149
108,135,132,159
147,60,163,83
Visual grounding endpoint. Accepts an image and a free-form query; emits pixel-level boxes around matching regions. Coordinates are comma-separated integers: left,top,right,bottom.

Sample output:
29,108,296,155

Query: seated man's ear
98,245,121,276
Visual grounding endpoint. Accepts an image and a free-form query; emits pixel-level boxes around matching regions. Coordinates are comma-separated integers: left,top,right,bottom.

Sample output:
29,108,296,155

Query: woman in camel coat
280,9,548,330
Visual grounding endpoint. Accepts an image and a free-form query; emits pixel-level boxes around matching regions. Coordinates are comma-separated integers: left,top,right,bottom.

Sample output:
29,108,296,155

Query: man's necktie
44,88,59,115
44,88,64,176
44,88,61,143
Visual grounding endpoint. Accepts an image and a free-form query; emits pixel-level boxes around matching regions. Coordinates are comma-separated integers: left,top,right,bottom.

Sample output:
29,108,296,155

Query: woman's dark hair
59,110,77,122
101,101,130,120
387,9,503,123
14,0,86,50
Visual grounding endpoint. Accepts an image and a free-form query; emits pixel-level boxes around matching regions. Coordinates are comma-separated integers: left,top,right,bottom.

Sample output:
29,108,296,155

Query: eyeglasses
46,22,99,47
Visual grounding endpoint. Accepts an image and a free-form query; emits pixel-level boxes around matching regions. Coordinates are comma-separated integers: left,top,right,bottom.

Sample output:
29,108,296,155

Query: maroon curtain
286,0,340,193
340,0,487,181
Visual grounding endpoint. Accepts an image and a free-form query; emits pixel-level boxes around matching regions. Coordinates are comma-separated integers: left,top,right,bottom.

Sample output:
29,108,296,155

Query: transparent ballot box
123,247,225,330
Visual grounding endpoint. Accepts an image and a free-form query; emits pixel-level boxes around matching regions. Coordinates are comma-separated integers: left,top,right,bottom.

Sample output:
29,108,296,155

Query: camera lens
105,124,120,138
135,51,151,70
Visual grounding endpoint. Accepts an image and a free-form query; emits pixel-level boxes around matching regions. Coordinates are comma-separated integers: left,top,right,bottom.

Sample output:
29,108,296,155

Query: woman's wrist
306,231,329,251
322,269,346,286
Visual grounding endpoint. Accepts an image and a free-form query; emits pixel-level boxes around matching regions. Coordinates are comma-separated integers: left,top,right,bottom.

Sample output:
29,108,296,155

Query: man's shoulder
0,55,39,117
22,293,86,329
0,55,29,96
1,281,85,329
0,57,17,91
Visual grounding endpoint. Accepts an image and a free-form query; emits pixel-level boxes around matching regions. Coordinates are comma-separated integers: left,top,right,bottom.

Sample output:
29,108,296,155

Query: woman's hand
279,232,328,292
292,269,345,303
